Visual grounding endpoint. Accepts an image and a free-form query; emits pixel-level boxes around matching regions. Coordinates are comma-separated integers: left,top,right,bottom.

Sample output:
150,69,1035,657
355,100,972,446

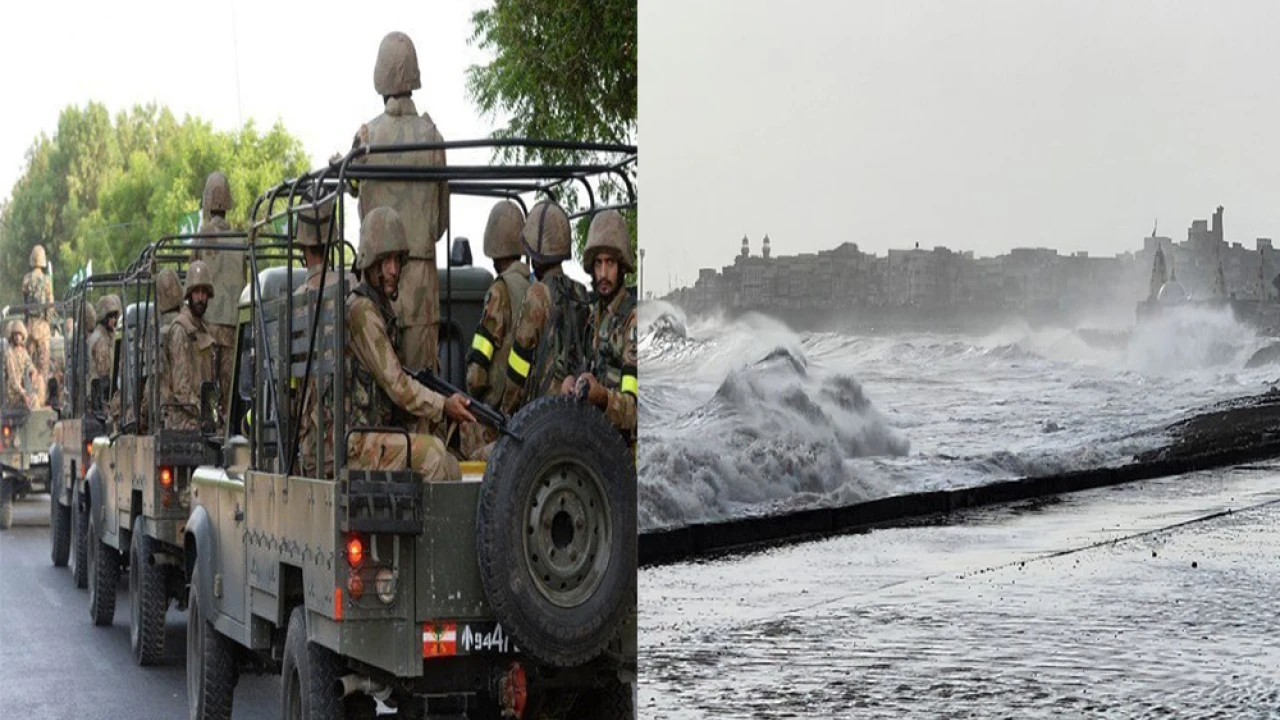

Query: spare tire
477,395,635,668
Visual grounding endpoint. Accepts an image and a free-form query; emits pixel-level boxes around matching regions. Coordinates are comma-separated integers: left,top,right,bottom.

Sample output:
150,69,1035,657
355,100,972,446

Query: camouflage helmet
295,195,336,248
522,201,572,265
29,244,47,269
82,300,97,330
202,171,233,214
156,267,183,313
96,294,122,323
356,206,410,271
483,200,525,260
184,260,215,299
7,318,28,341
583,210,634,274
374,31,421,97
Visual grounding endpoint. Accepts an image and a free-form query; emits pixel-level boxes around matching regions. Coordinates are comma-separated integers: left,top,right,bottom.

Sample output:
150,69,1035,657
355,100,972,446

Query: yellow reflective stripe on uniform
471,333,495,361
621,374,637,396
507,348,531,379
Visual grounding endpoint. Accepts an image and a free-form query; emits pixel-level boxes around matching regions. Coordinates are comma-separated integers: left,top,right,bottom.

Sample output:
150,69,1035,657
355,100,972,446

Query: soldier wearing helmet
350,31,450,382
191,171,245,417
498,201,591,421
561,210,637,440
88,294,122,421
344,207,473,479
139,268,183,433
22,244,57,380
4,319,42,410
461,201,531,459
161,261,219,431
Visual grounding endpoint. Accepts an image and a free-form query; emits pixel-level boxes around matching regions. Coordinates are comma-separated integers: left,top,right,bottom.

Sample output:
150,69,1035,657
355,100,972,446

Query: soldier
88,294,121,420
561,210,638,441
139,268,183,433
192,171,245,416
350,31,450,377
4,320,42,410
498,201,591,418
461,201,530,459
293,195,346,478
161,262,219,432
345,206,473,479
22,244,56,379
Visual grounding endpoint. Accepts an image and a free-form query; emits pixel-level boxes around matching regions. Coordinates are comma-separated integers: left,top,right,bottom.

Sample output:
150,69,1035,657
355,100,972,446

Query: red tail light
501,662,528,718
159,466,173,488
345,535,364,568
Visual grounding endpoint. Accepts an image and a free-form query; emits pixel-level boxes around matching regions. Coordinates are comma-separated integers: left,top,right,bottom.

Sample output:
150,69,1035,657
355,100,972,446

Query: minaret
740,235,749,259
762,234,771,260
1149,246,1167,301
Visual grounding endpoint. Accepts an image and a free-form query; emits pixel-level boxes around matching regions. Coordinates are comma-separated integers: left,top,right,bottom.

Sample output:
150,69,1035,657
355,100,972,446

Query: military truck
80,236,256,666
184,145,637,719
0,304,61,530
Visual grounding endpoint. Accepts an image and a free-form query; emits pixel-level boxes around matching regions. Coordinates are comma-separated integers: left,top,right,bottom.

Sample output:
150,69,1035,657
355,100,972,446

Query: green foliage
466,0,638,282
0,102,311,302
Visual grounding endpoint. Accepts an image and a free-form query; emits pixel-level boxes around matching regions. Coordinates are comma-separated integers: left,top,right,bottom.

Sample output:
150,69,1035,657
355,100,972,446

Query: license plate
29,452,48,465
458,622,520,655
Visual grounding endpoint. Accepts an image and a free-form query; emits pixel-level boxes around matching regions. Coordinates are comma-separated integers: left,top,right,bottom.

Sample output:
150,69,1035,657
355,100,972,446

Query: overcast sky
0,0,590,282
639,0,1280,294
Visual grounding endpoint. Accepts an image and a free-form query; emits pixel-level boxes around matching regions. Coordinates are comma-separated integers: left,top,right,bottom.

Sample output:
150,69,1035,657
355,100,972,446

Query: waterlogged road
641,466,1280,718
0,497,277,719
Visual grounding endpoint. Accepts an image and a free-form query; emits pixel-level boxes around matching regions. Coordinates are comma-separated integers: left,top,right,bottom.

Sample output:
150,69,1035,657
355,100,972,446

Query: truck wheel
281,605,342,720
87,514,120,626
50,493,71,567
478,396,636,668
0,475,13,531
130,515,167,666
188,566,238,719
72,495,89,588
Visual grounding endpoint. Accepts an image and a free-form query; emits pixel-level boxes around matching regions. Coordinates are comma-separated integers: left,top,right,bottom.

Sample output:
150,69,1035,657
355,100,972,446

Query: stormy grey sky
639,0,1280,295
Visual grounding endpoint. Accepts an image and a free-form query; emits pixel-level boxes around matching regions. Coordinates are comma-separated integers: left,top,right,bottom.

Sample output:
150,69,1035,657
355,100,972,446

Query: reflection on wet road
640,467,1280,718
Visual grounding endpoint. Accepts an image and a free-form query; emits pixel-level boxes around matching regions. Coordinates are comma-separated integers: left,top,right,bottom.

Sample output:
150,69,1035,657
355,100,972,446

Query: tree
466,0,638,283
0,102,311,302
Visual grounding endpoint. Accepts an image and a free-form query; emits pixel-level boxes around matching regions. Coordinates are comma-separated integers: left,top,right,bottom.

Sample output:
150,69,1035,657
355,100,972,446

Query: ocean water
638,300,1276,531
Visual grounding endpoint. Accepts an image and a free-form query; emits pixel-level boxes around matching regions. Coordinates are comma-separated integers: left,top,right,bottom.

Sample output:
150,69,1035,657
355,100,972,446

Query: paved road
641,465,1280,718
0,496,278,719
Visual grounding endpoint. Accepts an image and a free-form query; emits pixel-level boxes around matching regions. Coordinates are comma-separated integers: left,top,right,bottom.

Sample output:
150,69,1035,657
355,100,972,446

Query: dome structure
1157,280,1189,304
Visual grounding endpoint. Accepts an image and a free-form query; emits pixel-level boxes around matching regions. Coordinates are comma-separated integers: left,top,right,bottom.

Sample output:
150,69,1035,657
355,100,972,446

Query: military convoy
0,305,61,530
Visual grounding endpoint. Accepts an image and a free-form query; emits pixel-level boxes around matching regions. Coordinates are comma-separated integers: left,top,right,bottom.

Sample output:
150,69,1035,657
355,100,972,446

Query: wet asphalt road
641,465,1280,718
0,497,278,719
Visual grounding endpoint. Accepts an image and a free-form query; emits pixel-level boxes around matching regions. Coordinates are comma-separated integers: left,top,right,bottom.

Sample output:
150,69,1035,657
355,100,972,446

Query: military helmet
202,171,233,214
374,31,422,97
522,201,572,265
184,260,215,299
295,195,336,248
356,206,410,270
96,294,122,322
7,319,28,341
29,244,47,269
156,268,183,313
583,210,634,274
483,200,525,260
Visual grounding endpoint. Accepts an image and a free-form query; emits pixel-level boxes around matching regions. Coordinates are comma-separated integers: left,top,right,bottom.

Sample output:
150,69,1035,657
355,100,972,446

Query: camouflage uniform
4,322,41,410
22,245,55,379
499,203,590,418
140,268,183,433
162,264,218,432
351,31,449,376
462,201,529,459
88,295,121,423
582,211,638,439
192,173,244,415
344,206,460,480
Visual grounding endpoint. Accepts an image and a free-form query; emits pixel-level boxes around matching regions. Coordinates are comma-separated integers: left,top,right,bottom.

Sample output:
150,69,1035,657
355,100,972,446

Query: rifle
407,367,521,442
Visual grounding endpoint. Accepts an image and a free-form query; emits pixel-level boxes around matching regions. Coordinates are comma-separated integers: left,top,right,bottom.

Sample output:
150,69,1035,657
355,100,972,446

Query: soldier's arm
167,325,199,414
427,118,449,241
466,280,509,398
347,296,445,423
601,311,638,435
91,336,111,380
499,284,548,415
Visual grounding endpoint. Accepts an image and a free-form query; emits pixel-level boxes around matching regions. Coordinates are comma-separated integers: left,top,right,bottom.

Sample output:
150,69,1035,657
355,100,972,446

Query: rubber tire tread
72,495,88,588
51,496,71,566
281,605,343,720
130,515,167,666
187,566,238,720
477,395,636,668
88,514,120,626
